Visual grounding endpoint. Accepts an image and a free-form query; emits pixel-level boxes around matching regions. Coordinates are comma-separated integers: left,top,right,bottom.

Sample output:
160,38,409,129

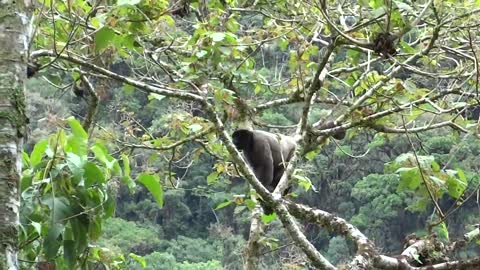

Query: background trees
12,0,480,269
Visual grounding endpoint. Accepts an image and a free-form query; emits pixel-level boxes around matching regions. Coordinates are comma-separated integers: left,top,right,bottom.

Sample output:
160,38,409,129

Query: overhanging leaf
137,173,164,208
30,139,48,167
95,27,116,51
215,200,232,210
84,162,105,188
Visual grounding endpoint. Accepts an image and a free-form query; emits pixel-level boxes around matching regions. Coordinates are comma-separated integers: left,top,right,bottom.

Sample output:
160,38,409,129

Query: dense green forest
1,0,480,269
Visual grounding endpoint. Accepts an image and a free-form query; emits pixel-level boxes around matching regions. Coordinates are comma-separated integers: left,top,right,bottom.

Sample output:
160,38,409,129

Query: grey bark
0,1,32,269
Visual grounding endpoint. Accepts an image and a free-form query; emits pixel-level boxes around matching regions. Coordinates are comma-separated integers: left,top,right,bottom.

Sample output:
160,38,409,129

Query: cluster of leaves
385,153,467,213
19,118,163,269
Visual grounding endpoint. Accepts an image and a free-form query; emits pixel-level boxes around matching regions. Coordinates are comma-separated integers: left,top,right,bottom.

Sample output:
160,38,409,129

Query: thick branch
30,50,204,102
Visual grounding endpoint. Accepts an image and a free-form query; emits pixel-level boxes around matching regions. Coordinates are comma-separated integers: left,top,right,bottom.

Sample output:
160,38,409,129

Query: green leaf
446,176,467,199
396,167,421,191
293,173,312,191
210,32,226,42
66,117,88,141
122,154,131,177
43,223,64,259
457,168,467,182
30,139,48,167
121,175,136,191
63,240,76,269
66,136,88,156
118,0,141,5
189,124,203,132
84,162,105,188
66,117,88,156
95,27,116,51
66,152,85,180
88,216,102,240
22,151,30,167
91,143,117,171
244,199,256,210
43,196,72,223
148,93,166,101
104,193,116,218
137,173,164,208
195,50,208,58
215,200,232,210
70,217,88,255
129,253,146,268
21,175,33,192
433,222,449,241
207,172,219,183
123,83,135,93
261,212,277,224
31,221,42,236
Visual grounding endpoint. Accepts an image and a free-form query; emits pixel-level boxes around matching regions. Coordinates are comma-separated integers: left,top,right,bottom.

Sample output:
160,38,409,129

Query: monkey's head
232,129,253,150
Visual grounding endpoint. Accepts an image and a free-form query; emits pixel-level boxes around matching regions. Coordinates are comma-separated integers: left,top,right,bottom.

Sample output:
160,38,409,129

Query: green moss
0,86,28,138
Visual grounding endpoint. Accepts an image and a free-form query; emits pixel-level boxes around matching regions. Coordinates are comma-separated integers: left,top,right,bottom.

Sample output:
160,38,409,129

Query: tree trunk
0,1,32,269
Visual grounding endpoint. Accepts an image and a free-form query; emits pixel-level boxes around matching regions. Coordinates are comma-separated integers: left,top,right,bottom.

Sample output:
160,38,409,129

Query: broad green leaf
396,167,421,191
21,175,33,192
43,223,64,259
70,217,88,256
66,117,88,141
95,27,116,51
399,41,416,54
261,212,277,223
123,83,135,93
457,168,467,182
137,173,164,208
43,196,72,223
207,172,219,183
129,253,146,268
91,143,110,165
22,151,30,166
196,50,208,58
244,199,256,210
122,154,131,177
66,152,85,180
189,123,203,132
30,139,48,167
215,200,232,210
334,145,352,156
88,216,102,240
104,193,116,218
148,93,166,101
446,176,467,199
433,222,449,241
465,228,480,241
66,136,88,156
210,32,226,42
226,17,239,32
31,221,42,236
293,174,312,191
63,240,76,269
84,162,105,188
121,175,136,191
118,0,141,5
431,161,440,172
